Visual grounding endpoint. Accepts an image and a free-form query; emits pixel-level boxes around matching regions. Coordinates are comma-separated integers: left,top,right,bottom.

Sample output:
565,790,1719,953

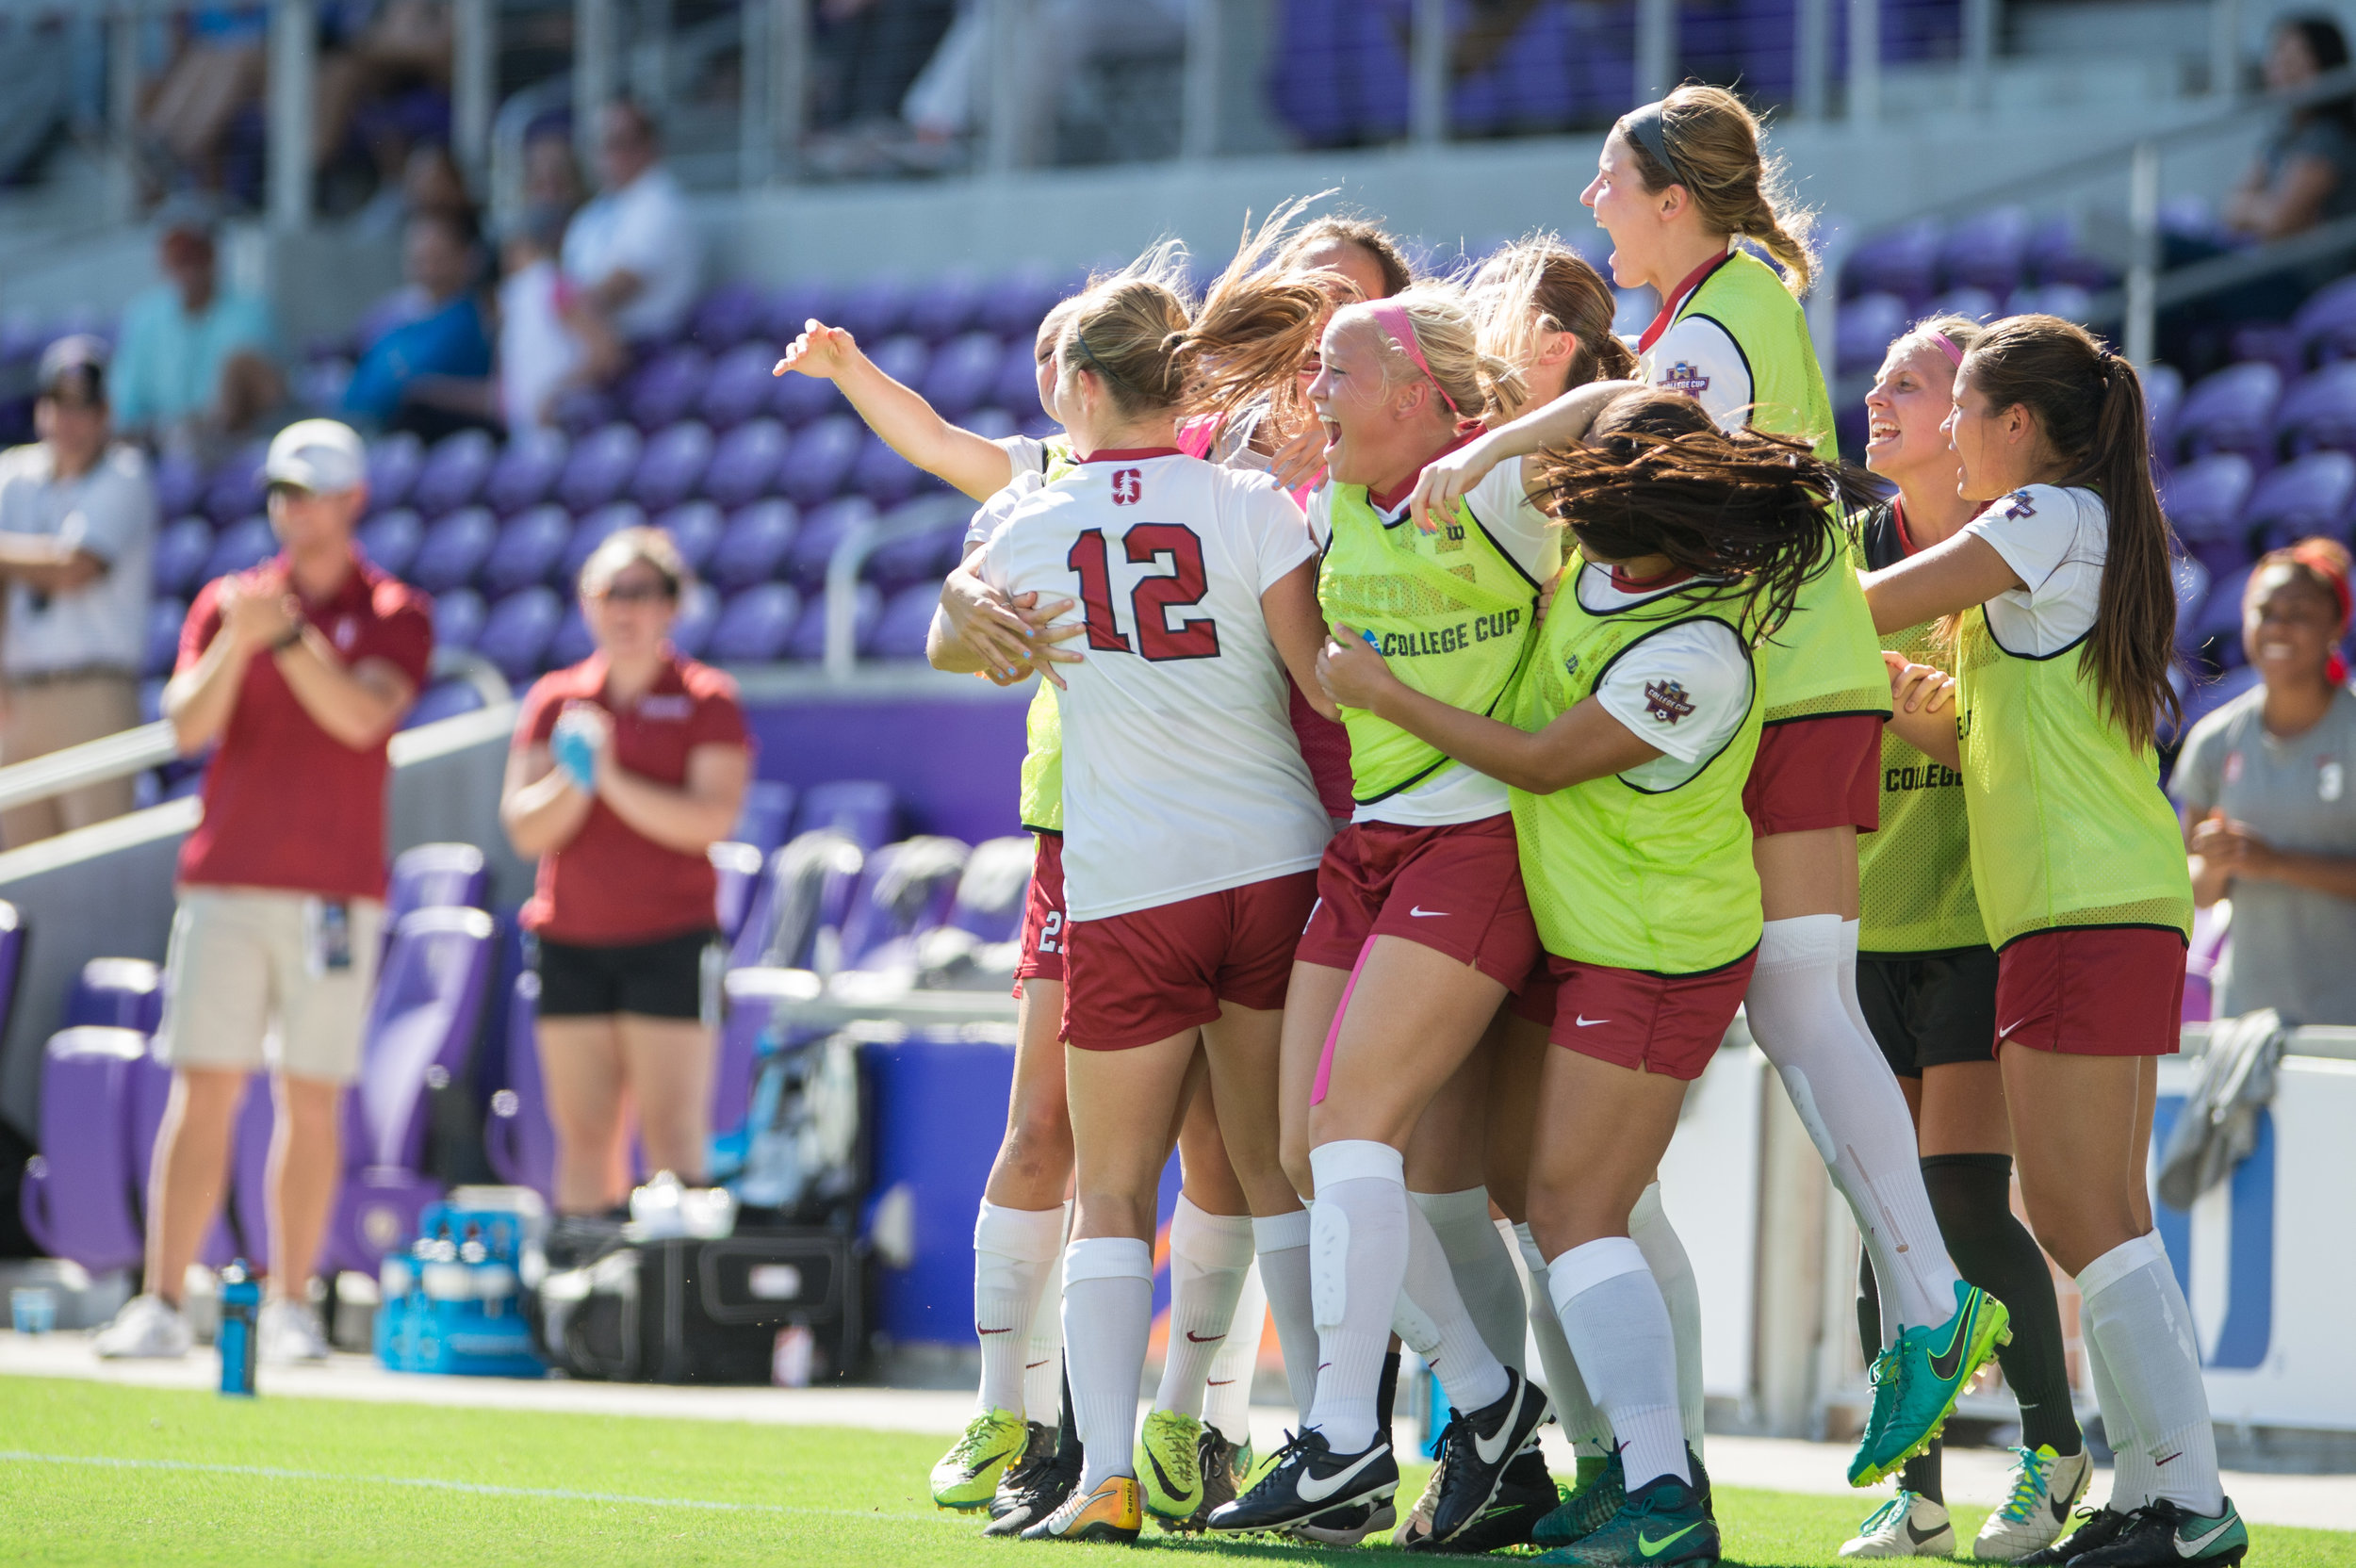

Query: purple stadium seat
906,270,986,342
2293,274,2356,367
367,430,425,510
433,586,486,651
786,583,879,662
710,498,801,590
410,505,498,593
865,494,970,587
943,835,1033,944
386,842,488,926
401,678,487,728
700,341,782,431
2173,554,2213,652
2246,450,2356,549
771,364,848,427
780,416,863,506
411,428,498,518
561,500,649,583
626,345,711,432
1940,204,2030,297
837,837,972,970
689,281,767,351
868,334,932,398
358,508,423,579
992,338,1047,419
1837,292,1907,374
763,278,840,345
19,1027,147,1273
1847,217,1943,303
709,583,803,662
202,446,268,525
966,407,1018,444
2028,212,2113,291
670,582,720,660
326,906,497,1272
836,279,914,343
2277,361,2356,457
480,504,573,596
730,827,867,971
553,385,618,435
978,264,1064,338
796,778,899,851
732,779,796,855
155,451,207,519
124,1052,237,1266
2183,662,2262,732
870,582,943,660
630,420,715,512
2163,453,2257,574
62,955,156,1034
483,428,568,515
2146,363,2186,457
549,602,595,667
204,515,278,581
154,514,215,596
2193,563,2256,663
711,840,766,940
2178,362,2283,466
785,496,875,589
477,587,564,680
2006,283,2094,323
850,431,928,507
556,422,646,513
704,417,792,510
483,972,554,1200
651,499,723,573
142,597,185,679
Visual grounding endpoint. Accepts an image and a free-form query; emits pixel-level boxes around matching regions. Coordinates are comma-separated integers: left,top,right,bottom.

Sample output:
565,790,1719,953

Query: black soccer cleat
980,1434,1079,1537
1427,1441,1558,1554
1179,1424,1243,1532
2064,1497,2248,1567
1427,1364,1552,1545
1204,1427,1399,1536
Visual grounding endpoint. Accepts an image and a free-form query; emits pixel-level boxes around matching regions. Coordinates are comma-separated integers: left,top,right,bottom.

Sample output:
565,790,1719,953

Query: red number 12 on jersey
1067,525,1222,662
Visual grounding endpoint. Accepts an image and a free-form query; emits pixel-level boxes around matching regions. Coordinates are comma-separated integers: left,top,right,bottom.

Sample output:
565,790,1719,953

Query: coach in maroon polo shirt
95,419,432,1364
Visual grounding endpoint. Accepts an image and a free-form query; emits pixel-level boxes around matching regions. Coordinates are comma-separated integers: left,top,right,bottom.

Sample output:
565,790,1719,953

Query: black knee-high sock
1055,1362,1080,1463
1857,1250,1943,1503
1375,1349,1401,1437
1920,1153,2082,1457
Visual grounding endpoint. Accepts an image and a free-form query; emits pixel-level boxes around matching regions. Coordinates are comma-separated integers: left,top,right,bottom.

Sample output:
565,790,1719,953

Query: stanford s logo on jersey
1661,361,1711,397
1111,468,1142,505
1644,679,1695,724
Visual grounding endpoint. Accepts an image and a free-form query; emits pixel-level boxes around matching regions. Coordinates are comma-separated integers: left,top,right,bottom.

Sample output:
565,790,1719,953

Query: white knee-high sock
1517,1221,1611,1452
1628,1183,1706,1454
1203,1258,1265,1441
974,1200,1067,1415
1835,919,1877,1074
1254,1208,1318,1424
1305,1140,1411,1452
2082,1296,2152,1511
1393,1198,1513,1414
1411,1187,1528,1374
1154,1197,1257,1417
1063,1236,1153,1492
1021,1201,1071,1421
1550,1237,1691,1491
2079,1233,2223,1516
1745,914,1962,1334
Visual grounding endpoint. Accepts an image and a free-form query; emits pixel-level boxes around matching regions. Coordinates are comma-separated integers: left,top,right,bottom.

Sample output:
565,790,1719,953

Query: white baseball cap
264,418,367,495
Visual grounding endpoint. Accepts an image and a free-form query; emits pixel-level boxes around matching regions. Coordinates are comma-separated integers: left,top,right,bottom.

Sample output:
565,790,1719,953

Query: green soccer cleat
1850,1282,2011,1487
2066,1497,2249,1568
1535,1447,1626,1549
929,1408,1030,1511
1534,1471,1719,1567
1135,1407,1204,1524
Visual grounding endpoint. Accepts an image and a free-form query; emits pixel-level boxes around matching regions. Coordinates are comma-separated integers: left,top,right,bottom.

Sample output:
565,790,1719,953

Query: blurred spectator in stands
0,338,156,847
498,204,584,435
2175,538,2356,1024
353,139,477,241
342,209,494,441
900,0,1186,167
559,101,701,360
138,6,269,195
313,0,452,175
111,202,284,450
524,123,586,220
94,418,431,1364
499,528,748,1238
2225,15,2356,240
804,0,957,175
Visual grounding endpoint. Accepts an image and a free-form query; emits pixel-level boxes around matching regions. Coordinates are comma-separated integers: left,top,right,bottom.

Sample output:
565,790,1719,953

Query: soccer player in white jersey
940,261,1341,1545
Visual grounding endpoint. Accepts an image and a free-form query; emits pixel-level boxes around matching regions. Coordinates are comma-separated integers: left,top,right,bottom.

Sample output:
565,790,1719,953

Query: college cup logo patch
1661,360,1711,397
1644,678,1695,724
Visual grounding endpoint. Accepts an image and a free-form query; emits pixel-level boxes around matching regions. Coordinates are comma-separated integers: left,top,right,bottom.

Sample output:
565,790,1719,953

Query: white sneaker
1392,1457,1446,1547
92,1294,193,1360
1974,1445,2093,1560
1841,1491,1955,1558
257,1298,330,1364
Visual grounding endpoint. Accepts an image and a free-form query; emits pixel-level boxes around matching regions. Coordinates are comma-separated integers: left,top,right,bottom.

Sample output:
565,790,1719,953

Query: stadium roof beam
267,0,314,232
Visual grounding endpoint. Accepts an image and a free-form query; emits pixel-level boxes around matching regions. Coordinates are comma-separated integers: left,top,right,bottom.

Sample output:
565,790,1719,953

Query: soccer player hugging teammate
1865,318,2247,1568
944,253,1342,1545
1316,387,1871,1568
1841,314,2092,1564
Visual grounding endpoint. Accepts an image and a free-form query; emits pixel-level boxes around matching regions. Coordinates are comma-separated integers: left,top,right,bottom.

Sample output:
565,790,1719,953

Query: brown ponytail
1960,315,2181,751
1469,236,1638,416
1620,84,1817,298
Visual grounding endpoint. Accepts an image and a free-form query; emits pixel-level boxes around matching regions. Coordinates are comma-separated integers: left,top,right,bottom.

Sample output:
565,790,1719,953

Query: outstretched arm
1408,378,1640,530
777,319,1019,501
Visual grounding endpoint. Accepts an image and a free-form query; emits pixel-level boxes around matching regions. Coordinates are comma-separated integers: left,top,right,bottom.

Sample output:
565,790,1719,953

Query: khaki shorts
155,888,385,1084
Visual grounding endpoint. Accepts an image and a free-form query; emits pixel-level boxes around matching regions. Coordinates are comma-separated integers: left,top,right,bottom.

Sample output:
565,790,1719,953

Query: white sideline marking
0,1449,963,1526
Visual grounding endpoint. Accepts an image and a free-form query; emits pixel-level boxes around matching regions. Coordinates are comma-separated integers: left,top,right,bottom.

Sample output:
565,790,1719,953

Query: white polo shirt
0,441,155,678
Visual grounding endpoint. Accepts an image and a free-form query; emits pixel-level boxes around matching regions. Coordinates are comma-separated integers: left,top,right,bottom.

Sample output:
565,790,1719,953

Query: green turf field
0,1376,2347,1566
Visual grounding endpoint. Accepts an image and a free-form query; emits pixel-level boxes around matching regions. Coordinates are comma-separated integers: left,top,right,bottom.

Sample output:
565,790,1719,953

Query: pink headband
1930,331,1963,366
1366,300,1464,421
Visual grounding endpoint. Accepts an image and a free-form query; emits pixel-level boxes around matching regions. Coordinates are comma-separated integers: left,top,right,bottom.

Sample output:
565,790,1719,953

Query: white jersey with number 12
975,449,1331,921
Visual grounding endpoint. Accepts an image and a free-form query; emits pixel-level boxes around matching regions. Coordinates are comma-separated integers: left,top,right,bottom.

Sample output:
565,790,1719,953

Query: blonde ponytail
1620,83,1818,298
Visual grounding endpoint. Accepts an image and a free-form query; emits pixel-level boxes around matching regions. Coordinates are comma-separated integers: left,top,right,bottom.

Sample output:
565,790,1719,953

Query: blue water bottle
218,1261,260,1396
